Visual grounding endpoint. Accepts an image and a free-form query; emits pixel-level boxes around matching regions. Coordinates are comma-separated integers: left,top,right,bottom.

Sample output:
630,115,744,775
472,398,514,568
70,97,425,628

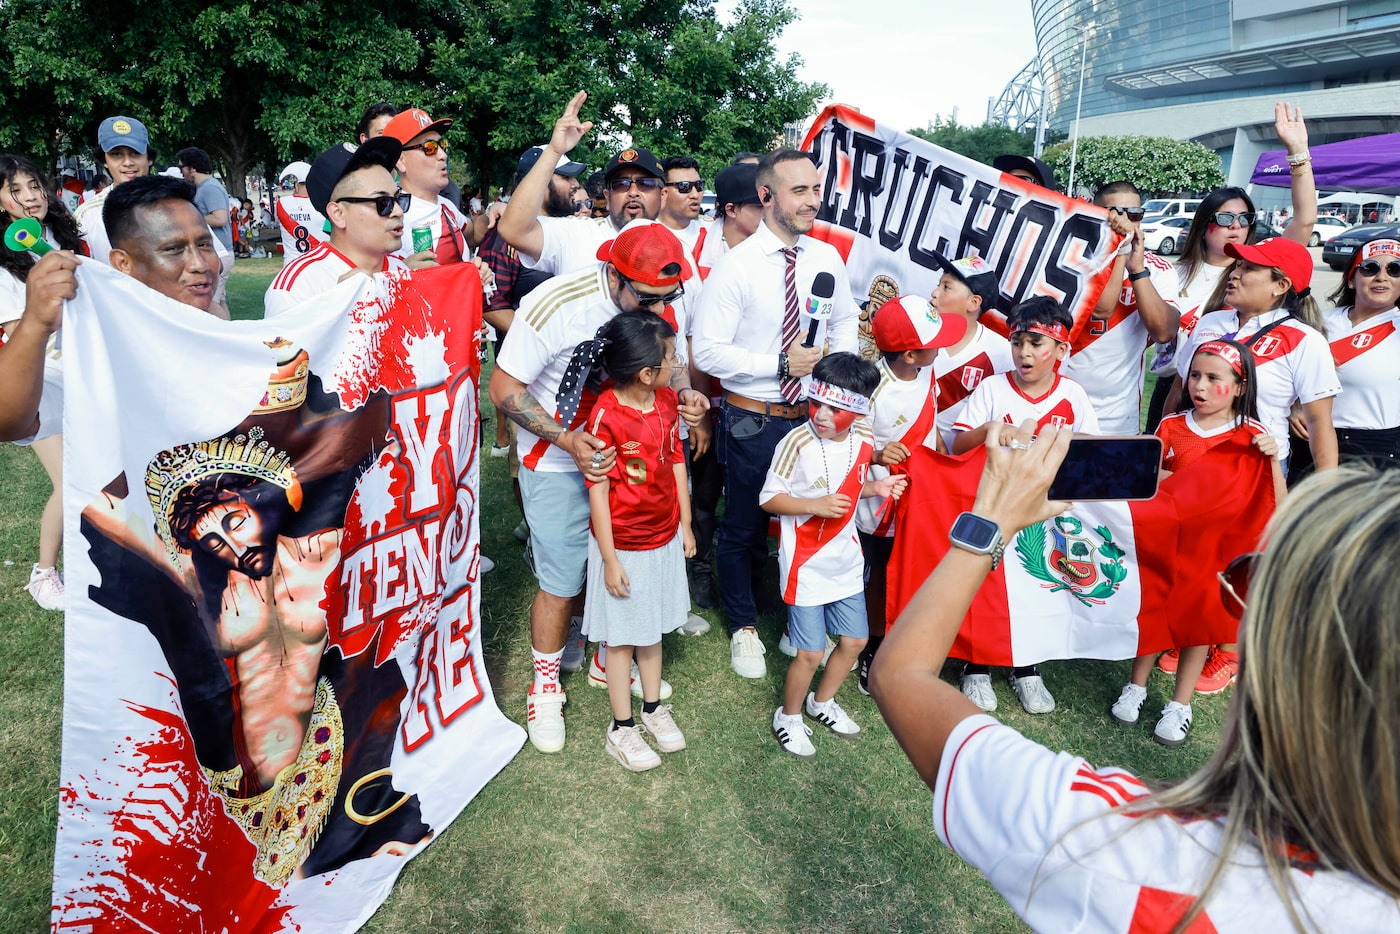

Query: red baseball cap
381,108,453,145
597,221,692,288
872,295,967,352
1225,237,1313,294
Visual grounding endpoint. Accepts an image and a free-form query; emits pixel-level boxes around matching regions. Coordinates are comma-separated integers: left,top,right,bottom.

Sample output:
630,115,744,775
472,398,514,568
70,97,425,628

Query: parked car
1141,198,1202,219
1139,216,1193,255
1323,223,1400,270
700,191,716,219
1308,215,1350,246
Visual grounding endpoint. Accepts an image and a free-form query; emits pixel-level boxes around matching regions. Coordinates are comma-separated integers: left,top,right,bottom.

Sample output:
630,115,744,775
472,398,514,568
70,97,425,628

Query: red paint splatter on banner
52,679,297,933
333,265,482,410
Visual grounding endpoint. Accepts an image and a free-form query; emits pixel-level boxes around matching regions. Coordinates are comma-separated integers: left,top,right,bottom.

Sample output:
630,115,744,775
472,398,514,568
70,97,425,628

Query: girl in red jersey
1111,339,1284,745
581,311,696,772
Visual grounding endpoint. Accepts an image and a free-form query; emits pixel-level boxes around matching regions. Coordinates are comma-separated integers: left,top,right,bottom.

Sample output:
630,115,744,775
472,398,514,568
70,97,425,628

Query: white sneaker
960,672,997,712
1111,683,1148,725
588,652,672,699
804,692,860,736
1009,670,1056,714
26,564,64,611
605,723,661,771
560,617,586,672
1154,701,1193,747
489,443,509,459
526,685,567,753
679,612,711,636
480,554,496,574
772,708,815,758
730,627,767,678
640,704,686,752
777,632,836,667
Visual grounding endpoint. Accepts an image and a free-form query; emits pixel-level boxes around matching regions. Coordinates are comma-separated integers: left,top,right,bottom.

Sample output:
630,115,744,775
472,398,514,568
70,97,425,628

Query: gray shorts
519,467,590,598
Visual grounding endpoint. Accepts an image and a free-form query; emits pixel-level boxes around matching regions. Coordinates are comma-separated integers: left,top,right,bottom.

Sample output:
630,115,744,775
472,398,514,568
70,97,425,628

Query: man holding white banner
692,149,859,679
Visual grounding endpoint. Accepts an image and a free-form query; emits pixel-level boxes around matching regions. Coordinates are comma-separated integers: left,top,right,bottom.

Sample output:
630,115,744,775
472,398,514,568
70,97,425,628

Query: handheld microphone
802,272,836,347
5,218,51,256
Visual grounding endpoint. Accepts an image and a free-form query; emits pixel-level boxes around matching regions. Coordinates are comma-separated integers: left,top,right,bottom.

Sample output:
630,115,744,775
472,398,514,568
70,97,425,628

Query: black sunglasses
622,278,684,308
608,177,663,193
1108,206,1146,220
1212,211,1256,228
665,180,705,194
336,190,411,217
1358,259,1400,278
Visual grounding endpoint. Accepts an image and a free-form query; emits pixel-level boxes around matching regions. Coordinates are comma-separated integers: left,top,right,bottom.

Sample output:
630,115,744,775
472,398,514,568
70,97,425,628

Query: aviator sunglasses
336,190,412,217
608,177,664,192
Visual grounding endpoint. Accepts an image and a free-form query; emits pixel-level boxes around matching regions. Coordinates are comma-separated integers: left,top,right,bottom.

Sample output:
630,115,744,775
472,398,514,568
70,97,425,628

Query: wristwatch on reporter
949,512,1005,570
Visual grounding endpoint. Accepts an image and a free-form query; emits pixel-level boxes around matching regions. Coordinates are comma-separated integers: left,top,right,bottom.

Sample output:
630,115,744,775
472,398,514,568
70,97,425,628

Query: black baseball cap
603,147,665,182
306,138,402,215
992,154,1056,191
518,145,588,177
715,163,761,208
930,251,1002,315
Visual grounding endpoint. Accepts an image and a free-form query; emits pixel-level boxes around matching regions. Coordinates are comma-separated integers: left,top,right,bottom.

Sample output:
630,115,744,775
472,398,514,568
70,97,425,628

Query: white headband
809,379,870,416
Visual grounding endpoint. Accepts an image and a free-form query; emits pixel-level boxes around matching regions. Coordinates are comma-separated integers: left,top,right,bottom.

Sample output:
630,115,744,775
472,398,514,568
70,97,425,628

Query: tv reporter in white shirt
691,149,859,679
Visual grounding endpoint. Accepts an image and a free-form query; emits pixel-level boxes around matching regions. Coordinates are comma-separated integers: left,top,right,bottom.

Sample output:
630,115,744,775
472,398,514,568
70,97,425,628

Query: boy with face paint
758,353,908,758
949,295,1099,716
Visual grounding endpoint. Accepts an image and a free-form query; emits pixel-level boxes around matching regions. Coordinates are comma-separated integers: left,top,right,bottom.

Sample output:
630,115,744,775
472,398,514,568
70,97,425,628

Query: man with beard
692,149,860,680
498,91,666,277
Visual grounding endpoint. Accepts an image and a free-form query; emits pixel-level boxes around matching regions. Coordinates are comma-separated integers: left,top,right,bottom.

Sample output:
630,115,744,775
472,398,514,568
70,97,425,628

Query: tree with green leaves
907,119,1040,169
0,0,825,197
1041,136,1225,198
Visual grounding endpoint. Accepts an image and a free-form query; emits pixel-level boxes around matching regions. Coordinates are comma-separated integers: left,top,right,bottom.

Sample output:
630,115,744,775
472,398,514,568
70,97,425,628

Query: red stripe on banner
783,441,872,603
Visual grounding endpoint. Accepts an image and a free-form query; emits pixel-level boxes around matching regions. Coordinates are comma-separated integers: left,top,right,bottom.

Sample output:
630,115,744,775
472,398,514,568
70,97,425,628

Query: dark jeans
715,401,805,634
685,424,723,567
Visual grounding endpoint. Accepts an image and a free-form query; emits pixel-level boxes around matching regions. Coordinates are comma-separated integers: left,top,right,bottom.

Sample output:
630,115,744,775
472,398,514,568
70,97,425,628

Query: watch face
950,512,1000,551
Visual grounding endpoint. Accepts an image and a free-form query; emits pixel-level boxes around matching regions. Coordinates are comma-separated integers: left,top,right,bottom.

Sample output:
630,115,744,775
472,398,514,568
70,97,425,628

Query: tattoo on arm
499,391,564,444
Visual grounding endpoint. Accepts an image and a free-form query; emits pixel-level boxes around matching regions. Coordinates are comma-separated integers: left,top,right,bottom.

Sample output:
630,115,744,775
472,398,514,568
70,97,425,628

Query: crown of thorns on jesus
145,427,303,563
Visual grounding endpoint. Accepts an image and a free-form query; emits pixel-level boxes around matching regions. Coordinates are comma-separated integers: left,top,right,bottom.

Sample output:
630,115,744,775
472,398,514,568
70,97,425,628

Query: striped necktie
779,246,802,403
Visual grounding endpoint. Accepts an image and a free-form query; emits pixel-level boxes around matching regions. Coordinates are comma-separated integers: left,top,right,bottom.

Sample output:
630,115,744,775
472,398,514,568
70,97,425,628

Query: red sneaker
1156,649,1180,674
1194,648,1238,696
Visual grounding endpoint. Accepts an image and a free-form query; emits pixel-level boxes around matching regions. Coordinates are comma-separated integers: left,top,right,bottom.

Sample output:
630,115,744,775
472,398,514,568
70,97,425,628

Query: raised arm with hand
1275,102,1317,248
497,91,593,263
868,420,1071,788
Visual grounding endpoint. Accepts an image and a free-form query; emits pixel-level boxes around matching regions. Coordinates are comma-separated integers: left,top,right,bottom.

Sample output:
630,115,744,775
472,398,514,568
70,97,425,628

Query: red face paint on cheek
1215,383,1232,397
830,408,859,432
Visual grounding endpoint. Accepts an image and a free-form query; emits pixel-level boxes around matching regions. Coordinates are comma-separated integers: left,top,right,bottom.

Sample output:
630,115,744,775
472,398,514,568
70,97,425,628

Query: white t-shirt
1063,252,1178,434
695,217,728,281
666,218,703,253
692,220,860,402
953,373,1099,435
1149,261,1230,375
934,324,1014,450
519,215,617,276
759,421,873,606
1323,306,1400,430
496,265,622,472
935,714,1400,933
1177,308,1341,447
856,359,937,537
264,242,407,318
275,195,326,265
396,195,470,264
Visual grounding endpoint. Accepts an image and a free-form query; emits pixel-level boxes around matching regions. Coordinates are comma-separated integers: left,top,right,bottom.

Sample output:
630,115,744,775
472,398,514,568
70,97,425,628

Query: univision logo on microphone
805,296,834,318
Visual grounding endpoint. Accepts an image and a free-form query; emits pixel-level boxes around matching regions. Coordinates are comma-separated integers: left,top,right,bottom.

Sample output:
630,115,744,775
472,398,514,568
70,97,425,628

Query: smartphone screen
1048,436,1162,501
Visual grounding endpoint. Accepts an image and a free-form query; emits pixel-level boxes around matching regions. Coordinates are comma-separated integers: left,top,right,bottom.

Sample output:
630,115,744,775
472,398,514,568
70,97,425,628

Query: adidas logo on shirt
812,477,828,490
893,414,909,428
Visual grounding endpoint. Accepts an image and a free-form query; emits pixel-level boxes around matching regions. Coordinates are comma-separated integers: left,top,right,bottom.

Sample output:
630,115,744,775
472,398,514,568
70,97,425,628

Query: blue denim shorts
786,592,868,652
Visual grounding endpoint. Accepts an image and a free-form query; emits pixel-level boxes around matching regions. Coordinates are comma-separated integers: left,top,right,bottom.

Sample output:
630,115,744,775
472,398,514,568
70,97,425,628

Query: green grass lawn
0,261,1221,933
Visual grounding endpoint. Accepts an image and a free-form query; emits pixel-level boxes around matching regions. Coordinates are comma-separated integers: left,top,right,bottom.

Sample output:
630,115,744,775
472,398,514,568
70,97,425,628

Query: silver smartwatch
948,512,1005,570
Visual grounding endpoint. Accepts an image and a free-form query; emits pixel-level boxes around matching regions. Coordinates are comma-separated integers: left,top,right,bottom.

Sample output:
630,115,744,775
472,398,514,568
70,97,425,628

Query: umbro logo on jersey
961,367,984,391
622,441,641,454
812,476,828,490
1166,447,1175,459
1353,333,1374,349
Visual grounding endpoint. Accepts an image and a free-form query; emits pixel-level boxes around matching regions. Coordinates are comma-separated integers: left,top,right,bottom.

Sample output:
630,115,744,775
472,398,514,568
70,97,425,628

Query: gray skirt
582,531,688,647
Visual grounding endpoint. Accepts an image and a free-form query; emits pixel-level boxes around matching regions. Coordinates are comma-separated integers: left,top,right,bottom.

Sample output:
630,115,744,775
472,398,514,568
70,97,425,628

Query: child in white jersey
928,253,1014,451
760,353,906,758
855,295,966,693
951,295,1099,715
